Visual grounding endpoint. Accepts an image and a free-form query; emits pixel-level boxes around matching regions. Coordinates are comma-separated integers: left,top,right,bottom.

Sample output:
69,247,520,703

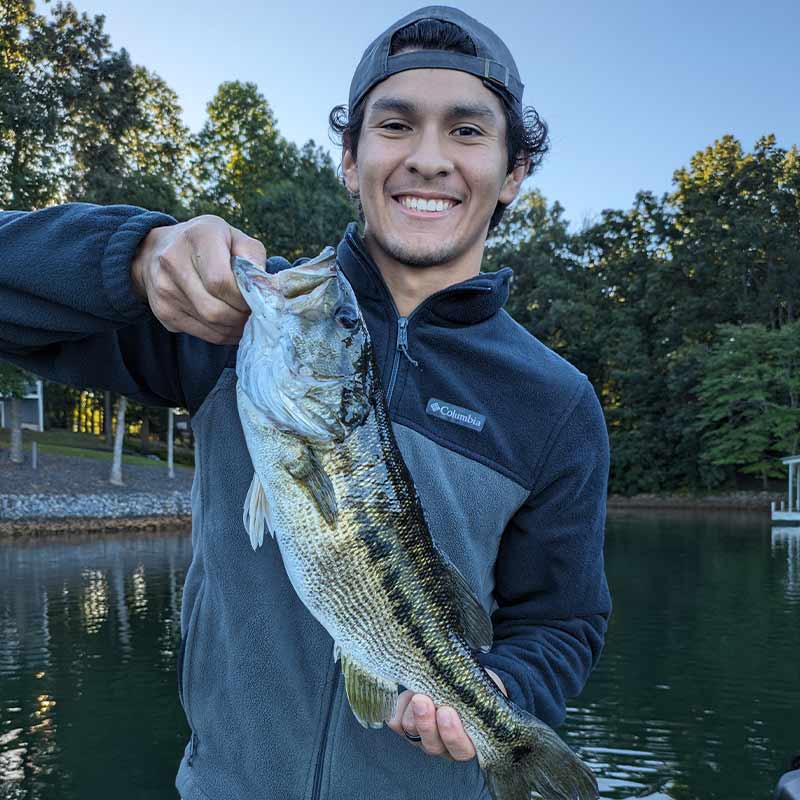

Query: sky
35,0,800,232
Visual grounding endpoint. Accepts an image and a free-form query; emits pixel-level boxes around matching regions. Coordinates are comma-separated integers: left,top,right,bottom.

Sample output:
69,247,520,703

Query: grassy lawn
0,428,193,468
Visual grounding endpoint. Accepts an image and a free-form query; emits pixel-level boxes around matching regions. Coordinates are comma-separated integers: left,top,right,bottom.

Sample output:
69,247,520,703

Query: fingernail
412,698,426,716
439,709,452,727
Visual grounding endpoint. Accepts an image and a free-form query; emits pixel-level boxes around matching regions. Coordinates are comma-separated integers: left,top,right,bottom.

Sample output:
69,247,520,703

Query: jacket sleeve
476,379,612,728
0,202,234,413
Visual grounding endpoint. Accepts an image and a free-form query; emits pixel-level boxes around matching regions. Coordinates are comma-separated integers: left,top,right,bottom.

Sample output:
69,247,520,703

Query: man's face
342,68,526,272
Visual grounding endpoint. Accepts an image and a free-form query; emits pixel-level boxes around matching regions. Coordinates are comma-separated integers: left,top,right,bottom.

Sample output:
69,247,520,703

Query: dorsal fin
435,543,493,652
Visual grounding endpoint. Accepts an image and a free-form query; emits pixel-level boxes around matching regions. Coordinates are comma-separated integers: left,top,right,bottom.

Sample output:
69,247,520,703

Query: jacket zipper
385,316,420,405
310,666,340,800
345,229,495,406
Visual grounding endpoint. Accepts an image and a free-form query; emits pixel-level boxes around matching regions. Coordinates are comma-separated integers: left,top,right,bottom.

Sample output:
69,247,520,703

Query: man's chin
378,234,461,269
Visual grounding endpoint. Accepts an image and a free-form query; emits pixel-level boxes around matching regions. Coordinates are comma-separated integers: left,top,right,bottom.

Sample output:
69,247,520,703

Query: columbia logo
426,398,485,432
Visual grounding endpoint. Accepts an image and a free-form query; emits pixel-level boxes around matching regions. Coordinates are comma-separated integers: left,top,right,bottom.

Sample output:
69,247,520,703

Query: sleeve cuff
475,652,532,715
101,209,177,322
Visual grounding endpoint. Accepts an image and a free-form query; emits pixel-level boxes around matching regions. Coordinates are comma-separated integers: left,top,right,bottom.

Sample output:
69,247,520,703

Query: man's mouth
392,194,461,214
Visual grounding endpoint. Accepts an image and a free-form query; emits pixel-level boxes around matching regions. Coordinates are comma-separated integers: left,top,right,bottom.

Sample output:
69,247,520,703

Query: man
0,6,611,799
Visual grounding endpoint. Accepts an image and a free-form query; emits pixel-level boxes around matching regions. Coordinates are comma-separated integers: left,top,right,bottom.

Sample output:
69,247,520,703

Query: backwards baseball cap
348,6,524,117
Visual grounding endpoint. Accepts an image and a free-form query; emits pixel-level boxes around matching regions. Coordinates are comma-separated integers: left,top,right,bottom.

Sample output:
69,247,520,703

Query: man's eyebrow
367,97,498,124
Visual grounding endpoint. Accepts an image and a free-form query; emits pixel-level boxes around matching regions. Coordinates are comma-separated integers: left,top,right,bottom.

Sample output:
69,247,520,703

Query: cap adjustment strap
483,58,509,89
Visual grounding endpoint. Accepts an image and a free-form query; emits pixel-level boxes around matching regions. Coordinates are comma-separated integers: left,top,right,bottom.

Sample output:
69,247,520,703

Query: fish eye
334,305,359,330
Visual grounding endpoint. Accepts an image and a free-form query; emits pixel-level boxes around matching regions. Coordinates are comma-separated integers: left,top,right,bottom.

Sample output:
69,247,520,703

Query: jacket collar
336,222,512,325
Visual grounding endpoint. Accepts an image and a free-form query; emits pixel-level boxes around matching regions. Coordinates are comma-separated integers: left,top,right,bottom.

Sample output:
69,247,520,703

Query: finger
401,695,417,738
410,695,449,758
182,223,251,313
387,690,414,737
159,307,242,345
189,248,252,316
437,706,476,762
152,269,247,340
176,255,251,331
229,226,267,269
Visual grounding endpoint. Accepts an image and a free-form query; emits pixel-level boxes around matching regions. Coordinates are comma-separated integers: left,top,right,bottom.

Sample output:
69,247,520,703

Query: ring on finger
403,728,422,743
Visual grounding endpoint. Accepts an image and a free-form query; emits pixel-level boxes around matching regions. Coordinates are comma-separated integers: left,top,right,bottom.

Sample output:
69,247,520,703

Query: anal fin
338,647,398,730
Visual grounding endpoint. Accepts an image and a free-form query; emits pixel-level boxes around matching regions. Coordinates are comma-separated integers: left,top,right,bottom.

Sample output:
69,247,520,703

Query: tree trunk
104,391,112,446
9,396,23,464
167,408,175,479
110,396,127,486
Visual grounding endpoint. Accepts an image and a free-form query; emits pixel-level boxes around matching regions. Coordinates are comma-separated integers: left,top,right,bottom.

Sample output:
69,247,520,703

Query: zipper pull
397,317,419,368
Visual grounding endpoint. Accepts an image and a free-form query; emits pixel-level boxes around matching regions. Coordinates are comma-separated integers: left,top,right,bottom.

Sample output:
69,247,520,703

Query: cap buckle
483,58,509,89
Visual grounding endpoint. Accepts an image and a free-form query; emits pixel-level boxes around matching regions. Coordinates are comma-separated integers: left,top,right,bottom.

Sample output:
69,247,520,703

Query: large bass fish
231,248,598,800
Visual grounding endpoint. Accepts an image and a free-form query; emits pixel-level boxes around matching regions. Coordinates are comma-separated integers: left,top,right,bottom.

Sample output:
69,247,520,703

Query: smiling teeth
400,196,454,212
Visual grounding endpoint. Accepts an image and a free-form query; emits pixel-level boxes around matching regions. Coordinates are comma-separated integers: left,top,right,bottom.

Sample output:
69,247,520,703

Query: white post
796,463,799,513
36,379,44,432
32,440,37,470
167,408,175,479
790,463,795,514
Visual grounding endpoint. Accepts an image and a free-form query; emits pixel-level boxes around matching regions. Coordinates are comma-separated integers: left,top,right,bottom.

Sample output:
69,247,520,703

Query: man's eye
382,122,409,131
453,126,481,137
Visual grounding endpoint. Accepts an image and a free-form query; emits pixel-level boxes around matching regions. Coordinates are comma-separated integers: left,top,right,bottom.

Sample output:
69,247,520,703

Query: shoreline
0,491,786,537
607,491,783,512
0,513,192,537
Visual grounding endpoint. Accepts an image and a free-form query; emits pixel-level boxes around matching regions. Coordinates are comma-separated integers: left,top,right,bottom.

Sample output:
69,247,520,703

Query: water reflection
771,526,800,602
562,511,800,800
81,569,109,634
0,515,798,800
0,531,191,800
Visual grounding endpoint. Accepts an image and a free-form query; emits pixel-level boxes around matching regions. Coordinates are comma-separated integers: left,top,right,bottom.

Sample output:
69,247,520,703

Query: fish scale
231,250,599,800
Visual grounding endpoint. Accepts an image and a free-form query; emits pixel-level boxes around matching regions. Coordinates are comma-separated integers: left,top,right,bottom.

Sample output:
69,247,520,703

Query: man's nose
404,127,453,178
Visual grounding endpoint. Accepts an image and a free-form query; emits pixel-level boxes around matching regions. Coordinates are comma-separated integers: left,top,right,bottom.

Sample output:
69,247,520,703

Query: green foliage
256,140,357,261
697,322,800,483
488,132,800,494
3,1,799,493
0,362,31,397
188,83,355,259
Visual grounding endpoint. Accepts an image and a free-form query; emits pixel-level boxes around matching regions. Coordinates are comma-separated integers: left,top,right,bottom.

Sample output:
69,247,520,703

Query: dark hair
329,19,550,231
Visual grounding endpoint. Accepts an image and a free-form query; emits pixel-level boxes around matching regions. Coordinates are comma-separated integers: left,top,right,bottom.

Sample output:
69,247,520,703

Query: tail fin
484,709,598,800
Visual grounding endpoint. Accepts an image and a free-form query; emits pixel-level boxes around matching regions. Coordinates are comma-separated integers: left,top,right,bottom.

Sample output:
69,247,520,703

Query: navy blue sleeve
0,202,234,413
476,379,612,727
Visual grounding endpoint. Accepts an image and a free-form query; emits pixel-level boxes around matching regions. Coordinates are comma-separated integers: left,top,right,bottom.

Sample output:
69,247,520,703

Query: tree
256,140,357,260
698,322,800,488
109,395,127,485
189,80,292,232
0,0,65,207
485,189,609,388
0,362,32,464
1,1,194,215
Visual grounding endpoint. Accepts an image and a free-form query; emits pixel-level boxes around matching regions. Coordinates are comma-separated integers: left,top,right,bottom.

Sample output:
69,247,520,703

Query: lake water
0,512,798,799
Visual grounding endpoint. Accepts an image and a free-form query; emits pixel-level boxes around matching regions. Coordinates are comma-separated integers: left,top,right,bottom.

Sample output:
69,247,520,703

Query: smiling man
0,6,611,800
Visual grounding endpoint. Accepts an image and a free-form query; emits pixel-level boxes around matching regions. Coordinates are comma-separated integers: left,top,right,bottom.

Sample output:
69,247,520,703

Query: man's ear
342,141,359,195
498,158,529,205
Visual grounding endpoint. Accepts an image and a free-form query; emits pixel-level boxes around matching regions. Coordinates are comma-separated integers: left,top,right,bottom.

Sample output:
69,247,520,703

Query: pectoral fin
243,472,274,550
338,648,398,729
286,447,337,525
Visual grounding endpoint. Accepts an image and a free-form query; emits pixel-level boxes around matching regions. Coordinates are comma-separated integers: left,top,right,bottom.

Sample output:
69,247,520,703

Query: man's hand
387,668,507,761
131,214,267,345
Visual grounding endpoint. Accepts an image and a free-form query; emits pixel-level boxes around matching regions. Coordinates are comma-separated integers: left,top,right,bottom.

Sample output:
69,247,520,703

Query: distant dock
771,455,800,522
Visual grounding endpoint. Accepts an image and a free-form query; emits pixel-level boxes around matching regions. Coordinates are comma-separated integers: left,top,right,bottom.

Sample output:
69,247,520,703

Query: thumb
230,226,267,270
